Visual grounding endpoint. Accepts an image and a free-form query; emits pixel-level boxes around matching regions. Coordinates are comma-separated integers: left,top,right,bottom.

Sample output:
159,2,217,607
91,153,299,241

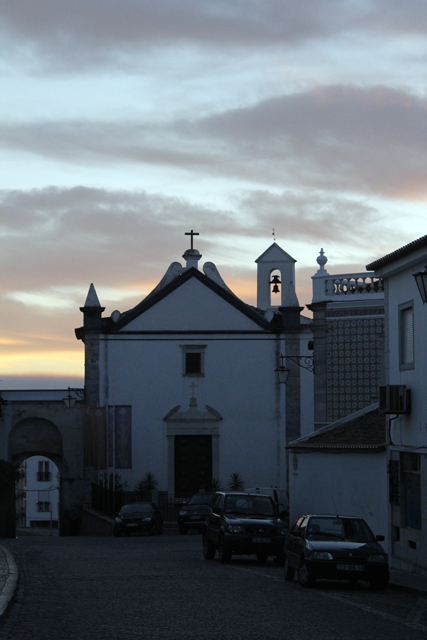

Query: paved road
1,533,427,640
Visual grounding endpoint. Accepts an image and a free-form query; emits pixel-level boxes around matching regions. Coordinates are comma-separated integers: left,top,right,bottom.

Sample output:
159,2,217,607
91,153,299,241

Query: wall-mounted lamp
275,353,315,383
63,387,85,409
413,267,427,304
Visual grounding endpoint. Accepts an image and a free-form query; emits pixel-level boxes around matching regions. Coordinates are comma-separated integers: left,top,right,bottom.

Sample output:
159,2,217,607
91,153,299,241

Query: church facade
75,236,314,497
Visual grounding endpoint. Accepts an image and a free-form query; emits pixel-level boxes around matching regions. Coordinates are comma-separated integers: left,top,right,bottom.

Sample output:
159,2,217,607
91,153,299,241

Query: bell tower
255,243,299,310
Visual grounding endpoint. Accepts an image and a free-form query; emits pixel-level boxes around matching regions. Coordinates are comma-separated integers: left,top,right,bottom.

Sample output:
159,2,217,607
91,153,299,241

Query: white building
367,235,427,576
18,456,59,530
75,237,314,497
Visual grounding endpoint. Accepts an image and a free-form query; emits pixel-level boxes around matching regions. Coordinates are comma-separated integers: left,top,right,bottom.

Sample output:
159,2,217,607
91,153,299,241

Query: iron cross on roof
185,229,199,250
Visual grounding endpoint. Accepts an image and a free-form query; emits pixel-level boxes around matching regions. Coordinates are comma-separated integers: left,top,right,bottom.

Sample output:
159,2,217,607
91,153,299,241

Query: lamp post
413,267,427,304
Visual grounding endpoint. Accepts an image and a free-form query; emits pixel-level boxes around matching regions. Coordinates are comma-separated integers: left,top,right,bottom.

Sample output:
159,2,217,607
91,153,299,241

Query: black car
178,492,215,534
113,502,163,537
203,491,288,564
284,514,389,590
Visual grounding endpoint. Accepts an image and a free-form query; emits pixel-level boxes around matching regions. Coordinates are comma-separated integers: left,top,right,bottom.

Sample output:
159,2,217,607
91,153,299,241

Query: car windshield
224,495,275,516
188,494,214,506
306,517,376,542
120,504,152,516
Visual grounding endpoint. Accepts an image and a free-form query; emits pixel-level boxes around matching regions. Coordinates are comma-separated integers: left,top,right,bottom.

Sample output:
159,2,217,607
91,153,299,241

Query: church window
186,352,201,374
181,345,206,377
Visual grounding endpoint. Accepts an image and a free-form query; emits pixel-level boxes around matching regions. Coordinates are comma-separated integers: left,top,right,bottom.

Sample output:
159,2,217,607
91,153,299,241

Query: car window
306,517,376,542
189,494,214,505
120,504,152,515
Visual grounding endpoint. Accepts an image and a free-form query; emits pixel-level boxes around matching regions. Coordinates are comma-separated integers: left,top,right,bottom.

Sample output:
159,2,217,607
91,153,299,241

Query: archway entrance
16,456,60,534
9,417,63,535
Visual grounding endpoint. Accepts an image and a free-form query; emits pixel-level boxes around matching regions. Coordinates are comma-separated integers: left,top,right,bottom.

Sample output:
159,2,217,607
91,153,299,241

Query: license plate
337,564,365,571
190,516,201,520
127,523,138,527
252,537,271,544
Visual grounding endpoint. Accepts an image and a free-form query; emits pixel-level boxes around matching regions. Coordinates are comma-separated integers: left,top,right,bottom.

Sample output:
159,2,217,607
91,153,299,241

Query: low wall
80,508,113,536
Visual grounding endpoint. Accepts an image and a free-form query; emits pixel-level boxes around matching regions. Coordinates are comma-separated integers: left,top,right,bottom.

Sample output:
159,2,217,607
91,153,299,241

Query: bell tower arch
255,243,298,310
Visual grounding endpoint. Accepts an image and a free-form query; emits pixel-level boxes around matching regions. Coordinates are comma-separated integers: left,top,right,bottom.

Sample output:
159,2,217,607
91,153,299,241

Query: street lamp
413,267,427,304
275,353,315,383
275,355,290,384
63,387,85,408
63,388,75,409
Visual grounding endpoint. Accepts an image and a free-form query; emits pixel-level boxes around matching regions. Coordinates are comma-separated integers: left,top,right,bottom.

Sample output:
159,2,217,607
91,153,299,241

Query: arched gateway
1,393,88,536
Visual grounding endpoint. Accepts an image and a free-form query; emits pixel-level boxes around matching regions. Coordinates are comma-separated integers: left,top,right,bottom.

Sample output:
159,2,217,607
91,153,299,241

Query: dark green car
203,491,288,564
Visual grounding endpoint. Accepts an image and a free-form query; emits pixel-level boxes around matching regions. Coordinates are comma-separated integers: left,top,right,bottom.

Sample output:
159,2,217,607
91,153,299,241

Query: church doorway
174,435,212,497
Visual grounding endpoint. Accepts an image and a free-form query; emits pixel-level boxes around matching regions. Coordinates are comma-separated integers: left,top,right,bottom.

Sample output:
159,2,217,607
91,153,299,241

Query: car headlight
368,555,386,563
114,517,122,523
228,525,245,533
310,551,333,560
179,510,188,516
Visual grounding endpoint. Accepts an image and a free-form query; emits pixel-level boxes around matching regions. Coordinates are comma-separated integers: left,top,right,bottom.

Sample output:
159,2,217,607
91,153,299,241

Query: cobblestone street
1,534,427,640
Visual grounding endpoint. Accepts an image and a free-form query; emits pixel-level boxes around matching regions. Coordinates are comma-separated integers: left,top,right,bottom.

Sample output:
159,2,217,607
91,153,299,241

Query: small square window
180,345,206,377
185,352,201,374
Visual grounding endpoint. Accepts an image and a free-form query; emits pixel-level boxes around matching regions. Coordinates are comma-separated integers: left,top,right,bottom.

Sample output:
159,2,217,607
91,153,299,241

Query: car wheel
178,524,187,535
284,557,295,582
298,560,315,588
370,576,389,591
218,534,232,564
203,532,216,560
256,552,269,564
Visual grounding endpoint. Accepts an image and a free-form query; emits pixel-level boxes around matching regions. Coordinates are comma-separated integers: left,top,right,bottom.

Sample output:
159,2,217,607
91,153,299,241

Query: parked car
203,491,287,564
113,502,163,537
177,492,215,534
284,514,389,590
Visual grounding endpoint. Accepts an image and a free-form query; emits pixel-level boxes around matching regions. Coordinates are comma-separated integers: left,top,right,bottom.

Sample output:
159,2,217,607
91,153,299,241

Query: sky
1,1,426,389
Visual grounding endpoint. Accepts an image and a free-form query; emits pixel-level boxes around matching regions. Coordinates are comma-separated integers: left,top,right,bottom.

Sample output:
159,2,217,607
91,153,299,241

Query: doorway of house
174,435,212,497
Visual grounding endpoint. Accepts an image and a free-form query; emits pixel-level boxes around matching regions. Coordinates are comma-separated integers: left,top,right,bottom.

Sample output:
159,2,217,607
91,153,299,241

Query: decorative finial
316,248,328,272
272,228,276,242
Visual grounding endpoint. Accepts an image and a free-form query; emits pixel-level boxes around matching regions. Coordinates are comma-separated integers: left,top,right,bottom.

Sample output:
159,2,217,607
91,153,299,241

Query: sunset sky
1,1,426,389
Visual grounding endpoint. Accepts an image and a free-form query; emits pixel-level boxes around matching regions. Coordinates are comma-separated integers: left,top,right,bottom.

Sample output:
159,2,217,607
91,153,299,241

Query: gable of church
110,269,273,334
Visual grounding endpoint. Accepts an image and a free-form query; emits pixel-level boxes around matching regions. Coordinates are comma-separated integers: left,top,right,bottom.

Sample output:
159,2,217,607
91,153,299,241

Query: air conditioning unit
379,385,410,414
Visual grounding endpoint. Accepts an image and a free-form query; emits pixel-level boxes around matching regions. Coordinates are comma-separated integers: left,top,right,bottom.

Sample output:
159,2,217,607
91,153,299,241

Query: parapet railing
312,271,384,302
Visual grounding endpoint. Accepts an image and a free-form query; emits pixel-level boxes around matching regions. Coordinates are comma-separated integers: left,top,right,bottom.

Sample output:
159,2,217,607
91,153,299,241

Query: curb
0,546,19,624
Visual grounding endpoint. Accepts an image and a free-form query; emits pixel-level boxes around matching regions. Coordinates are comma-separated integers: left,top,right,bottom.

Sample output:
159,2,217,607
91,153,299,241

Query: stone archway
9,418,64,534
9,417,63,468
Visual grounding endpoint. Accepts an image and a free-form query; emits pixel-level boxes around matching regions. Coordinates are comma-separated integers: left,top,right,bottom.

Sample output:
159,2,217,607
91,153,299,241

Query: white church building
75,234,314,498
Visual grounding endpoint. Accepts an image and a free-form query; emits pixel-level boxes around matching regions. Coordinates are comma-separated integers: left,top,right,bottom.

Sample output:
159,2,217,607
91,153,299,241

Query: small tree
211,477,222,492
228,472,244,491
134,472,158,495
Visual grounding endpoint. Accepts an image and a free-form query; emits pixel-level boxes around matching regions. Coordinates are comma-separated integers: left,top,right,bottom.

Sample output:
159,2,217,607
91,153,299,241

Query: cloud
2,1,425,74
0,185,408,297
1,85,425,199
0,1,357,72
